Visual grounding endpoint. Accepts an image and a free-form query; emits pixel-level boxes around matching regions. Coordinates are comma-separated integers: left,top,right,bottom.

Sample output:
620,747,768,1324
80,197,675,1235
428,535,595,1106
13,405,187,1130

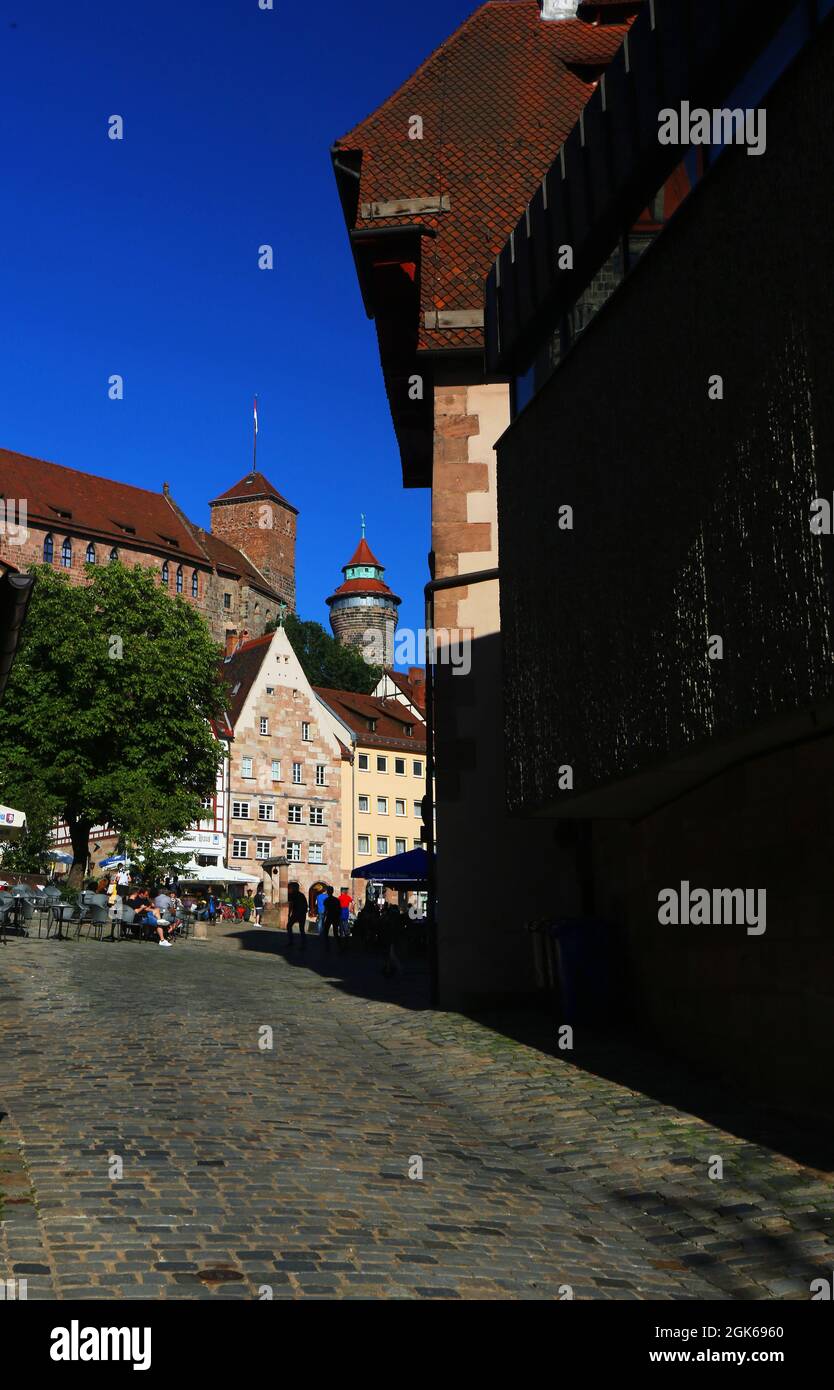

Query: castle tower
327,531,401,667
209,471,297,610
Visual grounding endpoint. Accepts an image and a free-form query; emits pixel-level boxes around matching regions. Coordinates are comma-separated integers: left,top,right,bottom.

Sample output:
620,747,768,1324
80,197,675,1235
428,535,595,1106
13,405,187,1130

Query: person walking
338,886,353,944
315,885,327,937
321,886,342,954
253,883,265,926
286,881,308,950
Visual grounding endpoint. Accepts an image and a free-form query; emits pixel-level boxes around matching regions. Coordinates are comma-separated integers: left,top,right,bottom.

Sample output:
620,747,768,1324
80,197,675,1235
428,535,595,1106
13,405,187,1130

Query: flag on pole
253,395,259,436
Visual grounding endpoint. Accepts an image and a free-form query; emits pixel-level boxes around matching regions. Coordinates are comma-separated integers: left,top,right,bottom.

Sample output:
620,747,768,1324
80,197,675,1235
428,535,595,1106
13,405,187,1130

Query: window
413,801,421,817
61,538,72,569
377,797,388,816
161,560,169,584
224,593,232,609
302,721,311,741
395,758,406,776
367,718,377,732
85,543,96,565
413,761,423,777
191,571,199,598
309,806,324,826
231,838,249,859
232,801,250,819
259,717,269,736
241,757,253,779
256,839,272,859
404,725,413,737
258,803,274,821
266,686,274,695
308,843,324,864
396,838,407,855
288,804,303,824
109,547,118,563
358,753,369,771
292,763,302,784
286,841,301,863
315,765,326,787
377,836,389,855
413,838,422,849
43,534,54,564
200,795,212,811
271,759,281,782
176,565,183,594
376,756,387,773
395,799,406,817
358,795,369,814
357,834,370,855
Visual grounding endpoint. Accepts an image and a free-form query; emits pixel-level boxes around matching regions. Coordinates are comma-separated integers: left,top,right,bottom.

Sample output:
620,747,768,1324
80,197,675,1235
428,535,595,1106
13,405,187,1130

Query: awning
351,846,428,887
177,864,260,885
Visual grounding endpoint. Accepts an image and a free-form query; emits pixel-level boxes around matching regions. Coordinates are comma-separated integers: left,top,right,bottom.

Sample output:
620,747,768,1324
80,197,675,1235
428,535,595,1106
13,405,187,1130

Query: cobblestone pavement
1,926,833,1300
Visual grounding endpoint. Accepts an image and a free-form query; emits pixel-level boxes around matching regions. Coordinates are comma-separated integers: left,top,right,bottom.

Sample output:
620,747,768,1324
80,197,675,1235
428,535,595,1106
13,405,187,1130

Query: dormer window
404,725,413,736
367,718,377,732
116,522,136,535
43,533,54,564
49,505,72,520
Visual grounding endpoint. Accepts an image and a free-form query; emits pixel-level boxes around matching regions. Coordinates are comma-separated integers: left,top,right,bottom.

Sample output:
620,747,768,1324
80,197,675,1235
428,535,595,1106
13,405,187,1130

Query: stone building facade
223,627,346,908
0,449,296,647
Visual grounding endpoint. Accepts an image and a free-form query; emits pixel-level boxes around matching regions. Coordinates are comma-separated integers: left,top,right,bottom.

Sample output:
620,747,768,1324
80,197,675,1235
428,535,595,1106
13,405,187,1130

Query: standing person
322,886,342,954
315,885,327,937
253,883,265,926
381,901,405,978
207,890,217,924
286,881,308,950
338,886,353,942
116,866,131,900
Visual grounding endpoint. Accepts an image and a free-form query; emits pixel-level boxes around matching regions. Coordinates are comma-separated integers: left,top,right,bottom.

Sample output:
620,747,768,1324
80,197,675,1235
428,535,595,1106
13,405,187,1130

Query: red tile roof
385,667,427,713
334,0,632,353
0,447,204,560
221,633,274,724
315,686,426,752
210,470,297,513
327,576,400,602
345,537,384,569
0,447,286,599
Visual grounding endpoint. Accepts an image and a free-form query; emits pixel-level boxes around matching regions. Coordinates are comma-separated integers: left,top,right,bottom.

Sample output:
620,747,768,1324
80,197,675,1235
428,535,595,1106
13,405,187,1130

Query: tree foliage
0,562,228,884
272,612,382,693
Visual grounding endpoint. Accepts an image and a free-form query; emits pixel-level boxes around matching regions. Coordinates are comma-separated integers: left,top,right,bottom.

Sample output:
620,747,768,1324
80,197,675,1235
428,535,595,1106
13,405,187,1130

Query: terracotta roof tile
315,686,426,751
327,576,400,602
345,537,384,568
335,1,632,352
210,470,297,513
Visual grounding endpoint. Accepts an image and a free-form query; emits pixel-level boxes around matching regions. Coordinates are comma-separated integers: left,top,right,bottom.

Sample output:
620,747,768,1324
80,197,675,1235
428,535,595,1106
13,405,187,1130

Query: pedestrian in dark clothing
321,886,342,953
286,881,308,949
381,902,405,978
253,884,265,926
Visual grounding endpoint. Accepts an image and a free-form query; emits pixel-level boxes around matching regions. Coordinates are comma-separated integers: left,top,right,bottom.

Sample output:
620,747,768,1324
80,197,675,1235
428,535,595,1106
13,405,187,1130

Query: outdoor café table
50,902,75,940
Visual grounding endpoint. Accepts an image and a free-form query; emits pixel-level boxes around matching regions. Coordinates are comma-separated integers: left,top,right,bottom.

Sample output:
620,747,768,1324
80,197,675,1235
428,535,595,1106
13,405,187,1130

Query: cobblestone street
1,926,833,1301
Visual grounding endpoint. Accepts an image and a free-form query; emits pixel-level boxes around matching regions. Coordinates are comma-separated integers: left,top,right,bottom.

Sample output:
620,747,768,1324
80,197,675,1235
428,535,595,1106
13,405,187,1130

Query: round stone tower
327,534,401,667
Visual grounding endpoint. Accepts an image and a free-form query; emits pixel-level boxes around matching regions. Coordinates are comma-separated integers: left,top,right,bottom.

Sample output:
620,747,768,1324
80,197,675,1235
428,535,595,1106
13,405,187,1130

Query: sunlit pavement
1,926,832,1300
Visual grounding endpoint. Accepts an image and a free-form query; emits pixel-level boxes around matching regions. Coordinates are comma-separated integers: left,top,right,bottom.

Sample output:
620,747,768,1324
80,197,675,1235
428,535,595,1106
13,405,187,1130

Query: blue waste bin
548,918,623,1025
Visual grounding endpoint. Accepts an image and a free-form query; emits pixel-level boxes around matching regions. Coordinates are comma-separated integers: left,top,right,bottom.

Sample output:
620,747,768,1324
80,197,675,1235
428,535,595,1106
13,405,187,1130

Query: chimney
224,630,239,658
408,666,426,687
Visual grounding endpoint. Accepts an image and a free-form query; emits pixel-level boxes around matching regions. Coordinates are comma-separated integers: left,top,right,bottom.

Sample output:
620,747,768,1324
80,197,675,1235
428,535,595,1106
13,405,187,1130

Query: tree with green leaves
272,612,382,693
0,562,228,887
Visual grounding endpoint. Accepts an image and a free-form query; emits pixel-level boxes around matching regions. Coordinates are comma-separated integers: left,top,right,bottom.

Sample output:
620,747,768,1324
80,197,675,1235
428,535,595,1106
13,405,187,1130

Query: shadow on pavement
225,926,431,1010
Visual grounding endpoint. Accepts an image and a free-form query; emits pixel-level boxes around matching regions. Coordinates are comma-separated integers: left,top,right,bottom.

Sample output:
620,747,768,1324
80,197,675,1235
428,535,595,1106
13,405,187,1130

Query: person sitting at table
134,904,174,947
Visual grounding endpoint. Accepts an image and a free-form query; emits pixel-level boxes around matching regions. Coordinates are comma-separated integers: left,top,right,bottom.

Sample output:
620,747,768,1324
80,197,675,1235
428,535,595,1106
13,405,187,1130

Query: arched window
43,533,54,564
161,561,169,585
191,571,198,598
176,565,183,594
85,543,96,565
109,547,118,564
61,538,72,569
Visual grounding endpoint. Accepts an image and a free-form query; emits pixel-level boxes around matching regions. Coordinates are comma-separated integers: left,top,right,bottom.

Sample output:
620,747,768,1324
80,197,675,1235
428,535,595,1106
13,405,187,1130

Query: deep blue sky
0,0,482,647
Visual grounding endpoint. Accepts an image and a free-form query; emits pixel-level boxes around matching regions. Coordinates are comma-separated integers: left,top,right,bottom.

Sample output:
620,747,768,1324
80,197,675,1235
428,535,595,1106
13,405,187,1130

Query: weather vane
361,512,366,538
